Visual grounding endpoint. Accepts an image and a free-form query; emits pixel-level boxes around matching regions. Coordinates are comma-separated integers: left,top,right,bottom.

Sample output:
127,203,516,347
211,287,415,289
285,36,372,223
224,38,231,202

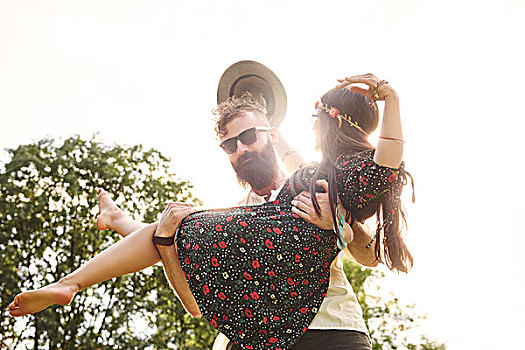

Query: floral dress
176,150,405,350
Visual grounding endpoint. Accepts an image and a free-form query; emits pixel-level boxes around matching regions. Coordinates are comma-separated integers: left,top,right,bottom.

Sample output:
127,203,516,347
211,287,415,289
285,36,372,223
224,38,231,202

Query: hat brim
217,60,287,127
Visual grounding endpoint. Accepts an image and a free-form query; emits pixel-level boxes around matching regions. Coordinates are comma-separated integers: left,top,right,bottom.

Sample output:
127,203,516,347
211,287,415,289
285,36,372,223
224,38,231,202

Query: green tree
344,260,446,350
0,136,217,349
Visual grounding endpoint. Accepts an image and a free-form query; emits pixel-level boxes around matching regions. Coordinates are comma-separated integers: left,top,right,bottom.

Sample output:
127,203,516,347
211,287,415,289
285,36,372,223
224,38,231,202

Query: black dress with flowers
175,150,404,350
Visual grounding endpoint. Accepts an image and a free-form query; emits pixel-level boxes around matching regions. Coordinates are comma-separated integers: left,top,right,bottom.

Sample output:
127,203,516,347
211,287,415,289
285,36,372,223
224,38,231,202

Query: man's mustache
238,152,256,164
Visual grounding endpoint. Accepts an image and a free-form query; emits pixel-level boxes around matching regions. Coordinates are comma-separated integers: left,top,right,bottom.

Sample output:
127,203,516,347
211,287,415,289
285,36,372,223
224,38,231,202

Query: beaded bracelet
334,207,348,250
346,210,354,227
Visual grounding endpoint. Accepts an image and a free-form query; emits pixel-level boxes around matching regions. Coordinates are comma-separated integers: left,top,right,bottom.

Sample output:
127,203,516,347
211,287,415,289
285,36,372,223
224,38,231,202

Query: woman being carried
9,74,413,350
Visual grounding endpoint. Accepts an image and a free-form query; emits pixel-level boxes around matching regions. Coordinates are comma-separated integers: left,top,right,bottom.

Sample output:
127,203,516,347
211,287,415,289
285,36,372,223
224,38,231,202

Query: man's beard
231,141,278,191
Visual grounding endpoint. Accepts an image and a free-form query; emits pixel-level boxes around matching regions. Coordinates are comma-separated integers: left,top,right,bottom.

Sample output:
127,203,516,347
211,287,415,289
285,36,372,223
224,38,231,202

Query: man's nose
236,139,249,155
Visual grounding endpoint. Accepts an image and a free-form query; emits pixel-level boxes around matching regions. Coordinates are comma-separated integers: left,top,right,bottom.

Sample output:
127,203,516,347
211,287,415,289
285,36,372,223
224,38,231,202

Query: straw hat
217,60,287,127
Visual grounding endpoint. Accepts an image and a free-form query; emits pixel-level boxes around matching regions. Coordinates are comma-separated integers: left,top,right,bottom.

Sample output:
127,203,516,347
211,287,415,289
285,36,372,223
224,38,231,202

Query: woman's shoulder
336,149,404,172
278,162,321,199
290,162,320,179
335,149,375,169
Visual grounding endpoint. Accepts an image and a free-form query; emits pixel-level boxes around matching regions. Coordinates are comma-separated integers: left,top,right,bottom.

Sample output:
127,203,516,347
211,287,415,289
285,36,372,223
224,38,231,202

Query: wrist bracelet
379,136,406,143
282,150,298,161
152,235,175,246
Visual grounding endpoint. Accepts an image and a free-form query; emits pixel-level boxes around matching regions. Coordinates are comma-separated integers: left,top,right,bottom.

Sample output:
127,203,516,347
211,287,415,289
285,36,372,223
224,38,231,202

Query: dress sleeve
335,150,401,210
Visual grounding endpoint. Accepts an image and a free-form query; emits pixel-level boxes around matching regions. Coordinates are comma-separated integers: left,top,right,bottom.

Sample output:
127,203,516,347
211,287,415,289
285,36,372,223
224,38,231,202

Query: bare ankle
57,277,81,292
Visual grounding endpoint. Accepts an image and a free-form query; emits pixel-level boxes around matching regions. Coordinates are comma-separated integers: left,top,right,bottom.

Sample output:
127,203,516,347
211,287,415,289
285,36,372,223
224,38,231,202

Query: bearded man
164,92,376,350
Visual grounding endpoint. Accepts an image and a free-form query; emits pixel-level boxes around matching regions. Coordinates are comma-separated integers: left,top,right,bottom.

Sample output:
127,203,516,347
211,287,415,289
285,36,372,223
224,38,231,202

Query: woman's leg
96,189,147,236
95,189,201,315
9,222,161,317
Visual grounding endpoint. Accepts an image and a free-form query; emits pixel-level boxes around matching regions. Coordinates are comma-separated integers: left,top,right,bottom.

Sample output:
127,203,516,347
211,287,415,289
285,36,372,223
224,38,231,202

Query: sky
1,0,525,348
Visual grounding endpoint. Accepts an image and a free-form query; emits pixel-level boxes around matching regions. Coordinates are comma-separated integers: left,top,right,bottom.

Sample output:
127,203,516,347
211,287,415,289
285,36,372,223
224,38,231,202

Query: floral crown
313,101,367,135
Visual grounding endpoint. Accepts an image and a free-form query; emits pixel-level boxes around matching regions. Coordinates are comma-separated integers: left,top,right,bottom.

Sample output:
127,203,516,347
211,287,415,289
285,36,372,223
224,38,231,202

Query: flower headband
313,101,367,135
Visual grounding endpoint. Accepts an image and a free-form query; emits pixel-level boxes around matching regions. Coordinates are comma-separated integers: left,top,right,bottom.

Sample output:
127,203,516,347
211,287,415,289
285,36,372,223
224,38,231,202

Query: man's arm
344,222,379,267
156,244,202,317
275,129,305,173
153,202,202,317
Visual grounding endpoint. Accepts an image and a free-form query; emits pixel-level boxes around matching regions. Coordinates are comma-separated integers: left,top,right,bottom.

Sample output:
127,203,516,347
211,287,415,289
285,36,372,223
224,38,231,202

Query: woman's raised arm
336,74,403,168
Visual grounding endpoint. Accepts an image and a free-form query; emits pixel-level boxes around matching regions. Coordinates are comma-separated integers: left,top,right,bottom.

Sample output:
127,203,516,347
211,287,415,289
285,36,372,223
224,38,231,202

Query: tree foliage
344,260,446,350
0,136,217,349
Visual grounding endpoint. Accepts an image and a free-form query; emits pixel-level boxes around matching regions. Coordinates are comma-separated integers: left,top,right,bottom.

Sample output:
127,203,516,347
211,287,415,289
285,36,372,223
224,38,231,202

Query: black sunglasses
220,127,271,154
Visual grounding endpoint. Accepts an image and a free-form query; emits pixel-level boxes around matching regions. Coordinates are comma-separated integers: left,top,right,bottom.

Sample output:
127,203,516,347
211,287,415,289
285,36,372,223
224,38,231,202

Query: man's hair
213,91,270,137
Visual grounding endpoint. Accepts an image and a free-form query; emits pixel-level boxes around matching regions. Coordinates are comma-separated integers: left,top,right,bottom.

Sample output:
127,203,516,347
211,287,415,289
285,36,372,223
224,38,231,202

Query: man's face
220,111,278,190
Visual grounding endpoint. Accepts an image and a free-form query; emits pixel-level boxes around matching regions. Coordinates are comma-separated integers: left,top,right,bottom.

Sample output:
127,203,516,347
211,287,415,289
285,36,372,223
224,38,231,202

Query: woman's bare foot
96,188,125,231
8,281,79,317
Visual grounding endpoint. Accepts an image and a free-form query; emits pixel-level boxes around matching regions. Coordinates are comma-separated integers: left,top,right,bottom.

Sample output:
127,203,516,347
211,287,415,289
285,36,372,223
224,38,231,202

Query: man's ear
268,127,279,146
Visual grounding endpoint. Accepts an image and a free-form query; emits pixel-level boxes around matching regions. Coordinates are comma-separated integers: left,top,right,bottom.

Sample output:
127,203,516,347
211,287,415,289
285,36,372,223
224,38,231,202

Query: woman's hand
155,202,196,238
336,73,397,101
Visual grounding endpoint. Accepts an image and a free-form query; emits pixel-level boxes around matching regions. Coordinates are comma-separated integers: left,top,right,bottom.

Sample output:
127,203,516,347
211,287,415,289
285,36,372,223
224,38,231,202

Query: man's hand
291,180,347,231
155,202,196,238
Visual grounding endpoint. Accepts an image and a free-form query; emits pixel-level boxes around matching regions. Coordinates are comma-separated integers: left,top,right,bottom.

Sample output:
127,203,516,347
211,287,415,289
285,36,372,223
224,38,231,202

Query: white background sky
1,0,524,348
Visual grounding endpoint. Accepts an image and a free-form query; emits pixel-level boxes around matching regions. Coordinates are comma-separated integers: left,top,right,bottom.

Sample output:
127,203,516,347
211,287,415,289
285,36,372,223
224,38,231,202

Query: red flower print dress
176,150,407,350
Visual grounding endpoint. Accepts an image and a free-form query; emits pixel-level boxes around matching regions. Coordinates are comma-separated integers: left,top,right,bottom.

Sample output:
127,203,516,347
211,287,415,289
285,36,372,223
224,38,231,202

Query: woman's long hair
292,88,413,273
